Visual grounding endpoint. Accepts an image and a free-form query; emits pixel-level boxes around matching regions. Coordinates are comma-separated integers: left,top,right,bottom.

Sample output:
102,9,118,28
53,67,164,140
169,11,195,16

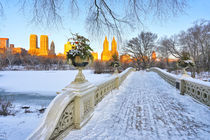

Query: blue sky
0,0,210,55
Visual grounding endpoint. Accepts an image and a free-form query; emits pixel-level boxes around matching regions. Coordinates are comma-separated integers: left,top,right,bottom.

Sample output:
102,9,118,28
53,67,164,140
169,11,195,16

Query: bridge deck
65,71,210,140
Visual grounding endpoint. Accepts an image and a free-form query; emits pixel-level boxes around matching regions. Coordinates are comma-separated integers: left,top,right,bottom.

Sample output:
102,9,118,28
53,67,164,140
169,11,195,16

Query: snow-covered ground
1,70,210,140
170,70,210,82
0,70,111,140
66,71,210,140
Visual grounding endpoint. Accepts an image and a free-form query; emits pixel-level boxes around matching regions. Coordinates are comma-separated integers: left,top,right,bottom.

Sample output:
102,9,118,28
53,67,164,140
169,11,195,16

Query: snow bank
0,107,43,140
182,76,210,87
150,67,210,86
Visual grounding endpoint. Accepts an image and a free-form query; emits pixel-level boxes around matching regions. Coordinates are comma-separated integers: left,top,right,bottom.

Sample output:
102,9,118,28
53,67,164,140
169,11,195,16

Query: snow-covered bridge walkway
65,71,210,140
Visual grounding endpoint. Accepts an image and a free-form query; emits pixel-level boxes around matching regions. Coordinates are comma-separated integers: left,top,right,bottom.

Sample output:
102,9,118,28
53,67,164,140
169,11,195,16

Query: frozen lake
0,90,55,107
0,70,111,106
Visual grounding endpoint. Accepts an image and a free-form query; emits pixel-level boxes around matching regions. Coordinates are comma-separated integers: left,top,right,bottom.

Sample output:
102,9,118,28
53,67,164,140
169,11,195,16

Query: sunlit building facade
49,41,56,57
152,51,156,60
28,34,53,57
28,34,39,55
91,52,98,61
101,36,119,61
120,54,132,63
39,35,49,56
111,37,119,57
0,38,9,54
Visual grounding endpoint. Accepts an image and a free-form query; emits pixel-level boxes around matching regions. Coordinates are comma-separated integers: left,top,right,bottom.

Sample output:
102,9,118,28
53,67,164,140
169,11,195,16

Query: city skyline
0,0,210,55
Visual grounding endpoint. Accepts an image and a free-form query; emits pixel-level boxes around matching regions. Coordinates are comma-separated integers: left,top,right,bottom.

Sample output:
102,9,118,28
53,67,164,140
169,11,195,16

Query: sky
0,0,210,55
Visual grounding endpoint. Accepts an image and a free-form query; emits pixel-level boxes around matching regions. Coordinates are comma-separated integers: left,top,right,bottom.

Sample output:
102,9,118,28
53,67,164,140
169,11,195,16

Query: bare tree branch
123,31,157,69
0,0,4,18
0,0,187,38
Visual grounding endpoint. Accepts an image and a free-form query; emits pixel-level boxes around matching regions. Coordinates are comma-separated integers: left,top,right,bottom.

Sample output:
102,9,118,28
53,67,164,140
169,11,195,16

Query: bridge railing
28,67,135,140
149,67,210,107
94,68,134,106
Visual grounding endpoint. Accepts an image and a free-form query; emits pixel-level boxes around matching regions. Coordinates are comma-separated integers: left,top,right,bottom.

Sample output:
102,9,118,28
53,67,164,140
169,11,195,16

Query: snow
0,109,42,140
0,70,111,95
65,71,210,140
184,59,194,65
0,70,110,140
27,88,77,140
166,68,210,82
182,76,210,87
1,70,210,140
152,67,179,79
196,71,210,82
154,67,210,86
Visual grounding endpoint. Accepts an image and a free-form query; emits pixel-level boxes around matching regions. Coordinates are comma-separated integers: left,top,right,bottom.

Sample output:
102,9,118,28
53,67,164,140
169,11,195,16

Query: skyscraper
49,41,56,56
101,36,111,61
39,35,49,56
28,34,38,55
111,37,118,57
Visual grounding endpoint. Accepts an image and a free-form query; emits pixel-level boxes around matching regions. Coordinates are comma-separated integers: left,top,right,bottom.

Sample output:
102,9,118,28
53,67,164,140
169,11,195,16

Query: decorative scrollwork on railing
82,99,92,120
94,68,134,106
49,101,74,140
95,79,116,106
184,81,210,105
150,67,210,106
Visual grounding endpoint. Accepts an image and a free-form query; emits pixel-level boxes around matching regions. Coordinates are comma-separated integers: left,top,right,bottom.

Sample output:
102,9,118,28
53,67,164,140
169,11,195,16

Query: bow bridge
28,67,210,140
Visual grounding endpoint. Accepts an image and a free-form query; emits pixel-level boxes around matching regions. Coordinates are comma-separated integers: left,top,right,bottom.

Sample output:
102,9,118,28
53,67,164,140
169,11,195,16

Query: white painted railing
28,67,135,140
149,67,210,107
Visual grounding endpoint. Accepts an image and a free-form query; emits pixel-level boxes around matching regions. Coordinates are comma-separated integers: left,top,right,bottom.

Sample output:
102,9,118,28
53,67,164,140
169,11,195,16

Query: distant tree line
0,49,70,70
123,20,210,74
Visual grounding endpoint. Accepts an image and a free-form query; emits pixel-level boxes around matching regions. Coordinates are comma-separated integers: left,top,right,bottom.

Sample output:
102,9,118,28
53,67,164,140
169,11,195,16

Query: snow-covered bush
177,52,195,68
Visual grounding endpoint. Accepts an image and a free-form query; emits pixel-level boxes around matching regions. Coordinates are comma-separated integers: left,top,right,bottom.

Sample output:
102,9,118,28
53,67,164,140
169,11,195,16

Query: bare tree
0,54,5,69
123,31,157,69
0,1,3,17
0,0,187,37
192,20,210,71
26,55,39,67
179,20,210,72
157,20,210,75
5,49,15,68
158,37,171,67
161,36,182,58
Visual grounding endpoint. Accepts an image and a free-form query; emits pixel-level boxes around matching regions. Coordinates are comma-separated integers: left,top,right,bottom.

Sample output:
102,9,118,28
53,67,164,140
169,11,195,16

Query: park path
65,71,210,140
